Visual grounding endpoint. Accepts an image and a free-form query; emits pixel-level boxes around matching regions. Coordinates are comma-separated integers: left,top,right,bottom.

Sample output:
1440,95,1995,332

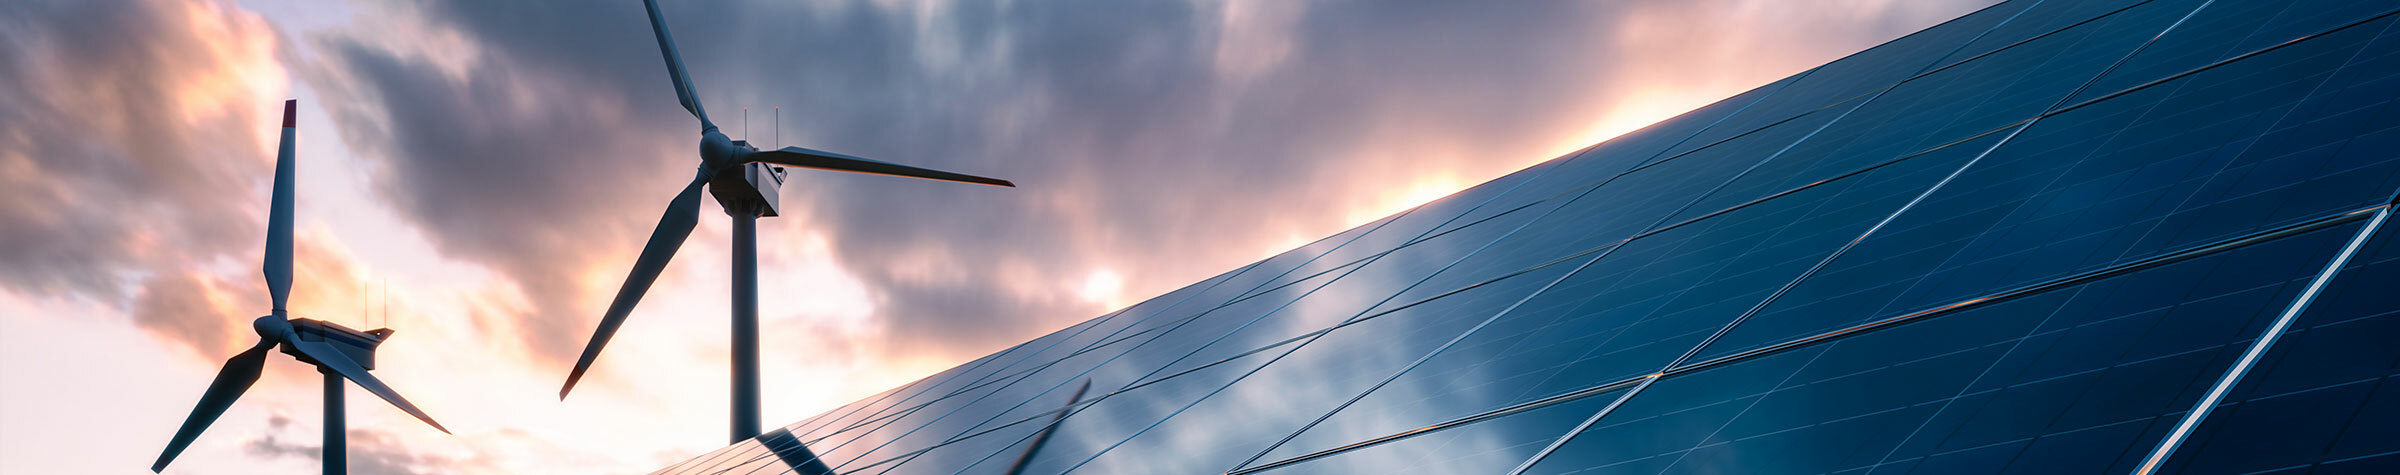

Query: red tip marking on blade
282,99,297,128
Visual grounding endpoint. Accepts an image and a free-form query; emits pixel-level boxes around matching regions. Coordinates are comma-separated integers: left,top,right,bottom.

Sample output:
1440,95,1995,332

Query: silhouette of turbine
152,100,449,474
559,0,1016,445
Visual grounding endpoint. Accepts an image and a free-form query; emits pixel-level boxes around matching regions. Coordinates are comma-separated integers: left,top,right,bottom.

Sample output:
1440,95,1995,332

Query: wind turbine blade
1005,379,1091,475
562,173,711,398
748,147,1016,187
264,99,296,313
640,0,711,130
287,337,450,434
152,339,276,472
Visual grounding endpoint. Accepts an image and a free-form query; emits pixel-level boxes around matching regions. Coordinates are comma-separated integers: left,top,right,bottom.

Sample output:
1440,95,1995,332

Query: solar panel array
662,0,2400,473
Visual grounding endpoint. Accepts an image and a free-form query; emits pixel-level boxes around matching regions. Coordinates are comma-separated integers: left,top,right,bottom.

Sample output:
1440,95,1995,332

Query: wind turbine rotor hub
698,129,754,171
252,314,294,339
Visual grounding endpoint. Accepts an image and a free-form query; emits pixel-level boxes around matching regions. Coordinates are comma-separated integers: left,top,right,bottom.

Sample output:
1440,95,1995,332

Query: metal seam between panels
1802,0,2233,374
743,210,1400,472
1072,179,1576,369
803,332,1052,445
2132,206,2392,475
664,436,763,474
1224,246,1620,472
1001,220,1488,472
810,208,1405,445
1912,0,2159,81
802,315,1117,444
812,350,1015,438
1222,139,1616,305
845,139,1605,475
801,307,1128,444
1637,0,2400,380
1173,6,2004,461
1218,200,1549,313
812,324,1153,470
763,211,1416,472
1245,121,2034,353
854,328,1323,474
1059,52,1883,475
1058,231,1585,472
789,381,922,441
813,268,1288,466
2130,14,2400,472
668,443,757,475
797,311,1136,458
1233,202,2385,475
1226,376,1653,475
810,209,1408,441
1209,93,1814,296
2049,6,2400,118
1510,0,2361,460
2085,9,2400,281
894,136,1635,475
1222,55,1821,473
1506,0,2075,471
1670,207,2379,377
839,332,1326,475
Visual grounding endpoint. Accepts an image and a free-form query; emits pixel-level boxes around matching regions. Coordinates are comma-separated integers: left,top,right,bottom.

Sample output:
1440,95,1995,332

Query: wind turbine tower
560,0,1017,450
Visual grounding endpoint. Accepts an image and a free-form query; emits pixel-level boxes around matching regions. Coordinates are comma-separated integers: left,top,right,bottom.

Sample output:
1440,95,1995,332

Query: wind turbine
152,100,450,474
559,0,1016,444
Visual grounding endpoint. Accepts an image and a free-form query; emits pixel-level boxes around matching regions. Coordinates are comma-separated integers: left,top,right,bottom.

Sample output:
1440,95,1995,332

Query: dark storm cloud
314,0,1992,365
0,0,283,350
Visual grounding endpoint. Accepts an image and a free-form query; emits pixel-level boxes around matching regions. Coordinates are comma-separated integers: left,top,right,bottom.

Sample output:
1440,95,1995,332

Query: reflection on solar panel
663,0,2400,473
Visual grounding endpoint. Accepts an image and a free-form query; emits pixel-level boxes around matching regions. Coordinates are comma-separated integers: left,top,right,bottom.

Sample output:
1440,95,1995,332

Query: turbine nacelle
280,318,396,370
699,130,787,217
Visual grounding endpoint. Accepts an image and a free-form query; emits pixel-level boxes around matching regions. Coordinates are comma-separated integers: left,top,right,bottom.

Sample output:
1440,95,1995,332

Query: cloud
130,270,244,355
243,416,319,460
307,30,681,368
245,414,468,475
124,227,383,356
0,0,285,299
0,0,304,363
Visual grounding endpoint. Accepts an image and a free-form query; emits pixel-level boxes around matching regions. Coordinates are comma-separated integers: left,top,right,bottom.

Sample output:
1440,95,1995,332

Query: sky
0,0,1991,473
